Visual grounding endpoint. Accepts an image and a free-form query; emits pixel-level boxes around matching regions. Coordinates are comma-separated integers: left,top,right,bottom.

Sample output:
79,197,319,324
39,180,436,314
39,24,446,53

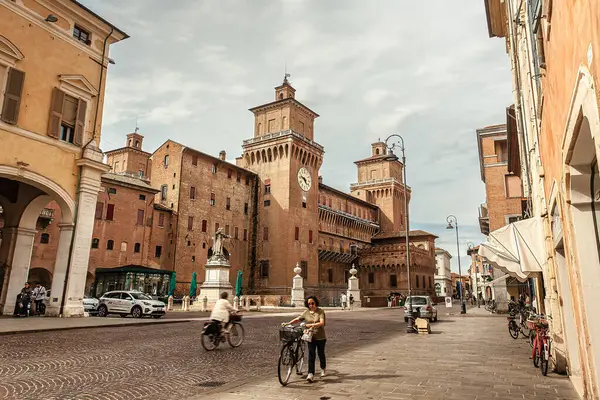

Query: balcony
243,129,324,152
479,203,490,236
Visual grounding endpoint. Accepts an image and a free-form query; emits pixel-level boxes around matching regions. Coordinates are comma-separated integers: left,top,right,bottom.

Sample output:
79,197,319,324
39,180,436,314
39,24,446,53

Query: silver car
97,291,166,319
83,295,99,314
403,296,438,322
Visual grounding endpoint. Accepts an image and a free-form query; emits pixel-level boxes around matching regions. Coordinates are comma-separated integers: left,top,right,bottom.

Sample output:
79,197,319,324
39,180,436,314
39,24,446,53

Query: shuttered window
106,204,115,221
136,209,144,225
47,88,86,146
1,68,25,125
95,202,103,219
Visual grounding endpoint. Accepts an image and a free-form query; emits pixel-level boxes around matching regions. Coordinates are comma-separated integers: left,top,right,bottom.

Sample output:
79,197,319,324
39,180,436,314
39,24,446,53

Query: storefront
92,265,173,299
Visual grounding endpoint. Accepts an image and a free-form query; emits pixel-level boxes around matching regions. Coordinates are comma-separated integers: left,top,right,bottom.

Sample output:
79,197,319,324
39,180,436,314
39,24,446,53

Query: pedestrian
387,294,391,308
340,292,347,310
349,294,354,309
285,295,327,382
32,282,46,315
18,282,33,317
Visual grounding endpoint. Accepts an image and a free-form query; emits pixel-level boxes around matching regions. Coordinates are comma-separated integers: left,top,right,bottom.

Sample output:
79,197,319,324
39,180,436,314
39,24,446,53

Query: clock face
297,167,312,191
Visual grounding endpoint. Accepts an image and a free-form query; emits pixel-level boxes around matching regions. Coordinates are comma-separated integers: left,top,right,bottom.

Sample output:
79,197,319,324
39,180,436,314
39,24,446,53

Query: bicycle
530,315,551,376
485,299,497,313
278,323,308,386
201,313,245,351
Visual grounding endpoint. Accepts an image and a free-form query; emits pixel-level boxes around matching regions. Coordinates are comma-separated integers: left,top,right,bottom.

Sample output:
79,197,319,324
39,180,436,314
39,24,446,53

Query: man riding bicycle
210,292,235,334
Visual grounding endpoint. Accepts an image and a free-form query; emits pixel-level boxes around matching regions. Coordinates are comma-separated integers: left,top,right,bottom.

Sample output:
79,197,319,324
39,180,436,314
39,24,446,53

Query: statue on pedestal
210,228,231,262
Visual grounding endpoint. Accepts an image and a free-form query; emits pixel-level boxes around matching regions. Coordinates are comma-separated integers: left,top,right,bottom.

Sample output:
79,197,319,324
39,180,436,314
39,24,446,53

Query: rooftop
374,230,439,240
101,172,157,192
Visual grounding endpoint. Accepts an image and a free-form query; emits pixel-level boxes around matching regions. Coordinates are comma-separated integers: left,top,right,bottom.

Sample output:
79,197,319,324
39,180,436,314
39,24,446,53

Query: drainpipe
58,27,114,316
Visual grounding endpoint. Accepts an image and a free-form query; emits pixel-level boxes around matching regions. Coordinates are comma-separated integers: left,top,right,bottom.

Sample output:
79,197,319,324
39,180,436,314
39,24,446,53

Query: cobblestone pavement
0,309,404,400
197,306,578,400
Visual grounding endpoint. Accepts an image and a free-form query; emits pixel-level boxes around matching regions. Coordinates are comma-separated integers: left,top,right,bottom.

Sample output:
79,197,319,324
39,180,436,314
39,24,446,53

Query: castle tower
105,132,152,179
350,142,410,232
241,77,323,295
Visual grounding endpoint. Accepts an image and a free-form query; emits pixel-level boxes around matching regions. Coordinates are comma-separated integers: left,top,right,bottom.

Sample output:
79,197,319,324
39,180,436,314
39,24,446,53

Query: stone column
62,146,109,317
45,223,74,317
0,226,19,312
1,227,36,315
291,263,305,307
347,265,362,309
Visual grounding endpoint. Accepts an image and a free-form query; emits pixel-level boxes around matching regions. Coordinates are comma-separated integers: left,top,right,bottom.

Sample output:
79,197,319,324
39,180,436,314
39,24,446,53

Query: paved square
199,307,578,400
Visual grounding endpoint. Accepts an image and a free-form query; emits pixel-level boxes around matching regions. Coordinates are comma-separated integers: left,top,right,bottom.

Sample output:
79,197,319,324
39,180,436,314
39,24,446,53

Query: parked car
403,295,438,322
97,291,166,319
83,294,99,314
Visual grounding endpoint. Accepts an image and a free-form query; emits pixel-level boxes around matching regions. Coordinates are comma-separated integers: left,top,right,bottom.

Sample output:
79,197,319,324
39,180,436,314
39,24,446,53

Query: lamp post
384,134,414,333
467,242,480,308
446,215,466,314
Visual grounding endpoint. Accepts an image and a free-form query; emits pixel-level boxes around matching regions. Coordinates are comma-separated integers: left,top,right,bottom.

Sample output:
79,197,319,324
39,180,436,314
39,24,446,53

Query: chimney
219,150,226,161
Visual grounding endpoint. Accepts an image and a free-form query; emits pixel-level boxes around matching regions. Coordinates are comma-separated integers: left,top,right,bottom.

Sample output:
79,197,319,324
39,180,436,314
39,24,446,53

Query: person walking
32,282,46,315
387,294,392,308
349,294,354,310
286,295,326,383
340,292,347,310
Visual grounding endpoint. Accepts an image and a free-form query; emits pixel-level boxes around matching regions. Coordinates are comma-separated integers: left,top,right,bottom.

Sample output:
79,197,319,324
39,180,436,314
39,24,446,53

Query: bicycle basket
279,326,302,342
230,314,242,322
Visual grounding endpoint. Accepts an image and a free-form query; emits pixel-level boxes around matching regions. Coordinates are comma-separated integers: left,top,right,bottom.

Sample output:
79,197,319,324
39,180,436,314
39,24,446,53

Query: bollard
168,295,173,311
202,296,208,312
233,296,239,310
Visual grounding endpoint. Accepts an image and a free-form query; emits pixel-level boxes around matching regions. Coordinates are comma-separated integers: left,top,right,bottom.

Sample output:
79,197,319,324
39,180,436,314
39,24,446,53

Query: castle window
390,274,397,288
107,240,114,250
134,243,141,253
91,238,99,249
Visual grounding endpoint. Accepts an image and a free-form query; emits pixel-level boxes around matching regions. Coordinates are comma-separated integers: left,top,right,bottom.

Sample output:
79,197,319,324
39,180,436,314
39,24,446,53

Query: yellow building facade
0,0,126,316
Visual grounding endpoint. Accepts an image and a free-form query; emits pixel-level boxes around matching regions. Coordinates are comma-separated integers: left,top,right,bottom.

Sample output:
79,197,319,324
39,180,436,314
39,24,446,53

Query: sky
82,0,514,273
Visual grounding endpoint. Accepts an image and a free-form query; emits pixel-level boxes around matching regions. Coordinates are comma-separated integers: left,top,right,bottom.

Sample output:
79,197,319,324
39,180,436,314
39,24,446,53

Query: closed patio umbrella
235,271,243,297
189,272,197,298
168,272,176,296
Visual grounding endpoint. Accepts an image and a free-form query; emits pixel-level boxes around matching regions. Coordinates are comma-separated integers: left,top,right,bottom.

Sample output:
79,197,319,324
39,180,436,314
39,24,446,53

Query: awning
478,217,545,282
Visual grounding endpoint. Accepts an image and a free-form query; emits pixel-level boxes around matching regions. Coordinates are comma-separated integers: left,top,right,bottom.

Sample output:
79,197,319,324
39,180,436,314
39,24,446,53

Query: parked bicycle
485,299,497,313
278,323,308,386
200,313,244,351
530,315,552,376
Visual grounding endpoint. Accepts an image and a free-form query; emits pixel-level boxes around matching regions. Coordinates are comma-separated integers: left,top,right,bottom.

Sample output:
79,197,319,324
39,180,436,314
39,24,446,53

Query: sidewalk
196,306,578,400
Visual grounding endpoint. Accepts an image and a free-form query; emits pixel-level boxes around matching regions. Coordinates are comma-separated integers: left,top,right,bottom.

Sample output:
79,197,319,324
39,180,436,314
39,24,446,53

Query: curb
0,319,191,336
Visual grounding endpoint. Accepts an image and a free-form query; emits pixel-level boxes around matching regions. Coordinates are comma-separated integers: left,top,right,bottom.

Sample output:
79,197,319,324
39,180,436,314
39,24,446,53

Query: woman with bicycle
286,295,327,382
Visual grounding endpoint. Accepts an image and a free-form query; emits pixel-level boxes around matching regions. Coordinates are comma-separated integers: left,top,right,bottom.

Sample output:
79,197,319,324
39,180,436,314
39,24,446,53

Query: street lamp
384,134,415,333
467,242,480,308
446,215,466,314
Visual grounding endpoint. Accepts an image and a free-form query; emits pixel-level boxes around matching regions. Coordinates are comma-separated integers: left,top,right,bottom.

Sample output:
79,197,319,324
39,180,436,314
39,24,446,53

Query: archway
27,268,52,290
0,166,75,315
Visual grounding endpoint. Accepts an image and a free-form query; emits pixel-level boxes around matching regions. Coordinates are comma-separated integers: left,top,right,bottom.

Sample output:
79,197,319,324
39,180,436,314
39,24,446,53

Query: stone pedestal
291,263,304,307
195,257,233,309
346,265,361,309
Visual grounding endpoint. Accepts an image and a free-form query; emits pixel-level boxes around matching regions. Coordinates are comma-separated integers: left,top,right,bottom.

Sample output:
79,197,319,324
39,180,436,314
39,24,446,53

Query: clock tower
241,77,323,297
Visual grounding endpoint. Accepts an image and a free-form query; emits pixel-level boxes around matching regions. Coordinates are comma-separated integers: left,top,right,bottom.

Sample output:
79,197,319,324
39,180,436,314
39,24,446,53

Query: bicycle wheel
508,320,519,339
227,323,245,348
528,330,536,348
295,341,305,375
533,340,540,368
278,344,294,386
201,332,219,351
540,340,550,376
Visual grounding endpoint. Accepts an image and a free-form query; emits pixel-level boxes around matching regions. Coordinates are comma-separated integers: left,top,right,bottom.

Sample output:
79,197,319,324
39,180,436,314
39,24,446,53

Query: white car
403,296,438,322
83,294,99,314
97,291,166,319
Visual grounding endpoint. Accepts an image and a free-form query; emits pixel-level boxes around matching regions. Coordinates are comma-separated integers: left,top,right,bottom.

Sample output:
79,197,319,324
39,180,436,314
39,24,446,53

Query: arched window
40,233,50,244
134,243,141,253
120,241,127,252
164,155,169,167
279,93,284,100
375,148,380,155
107,240,114,250
135,140,139,148
91,238,99,249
